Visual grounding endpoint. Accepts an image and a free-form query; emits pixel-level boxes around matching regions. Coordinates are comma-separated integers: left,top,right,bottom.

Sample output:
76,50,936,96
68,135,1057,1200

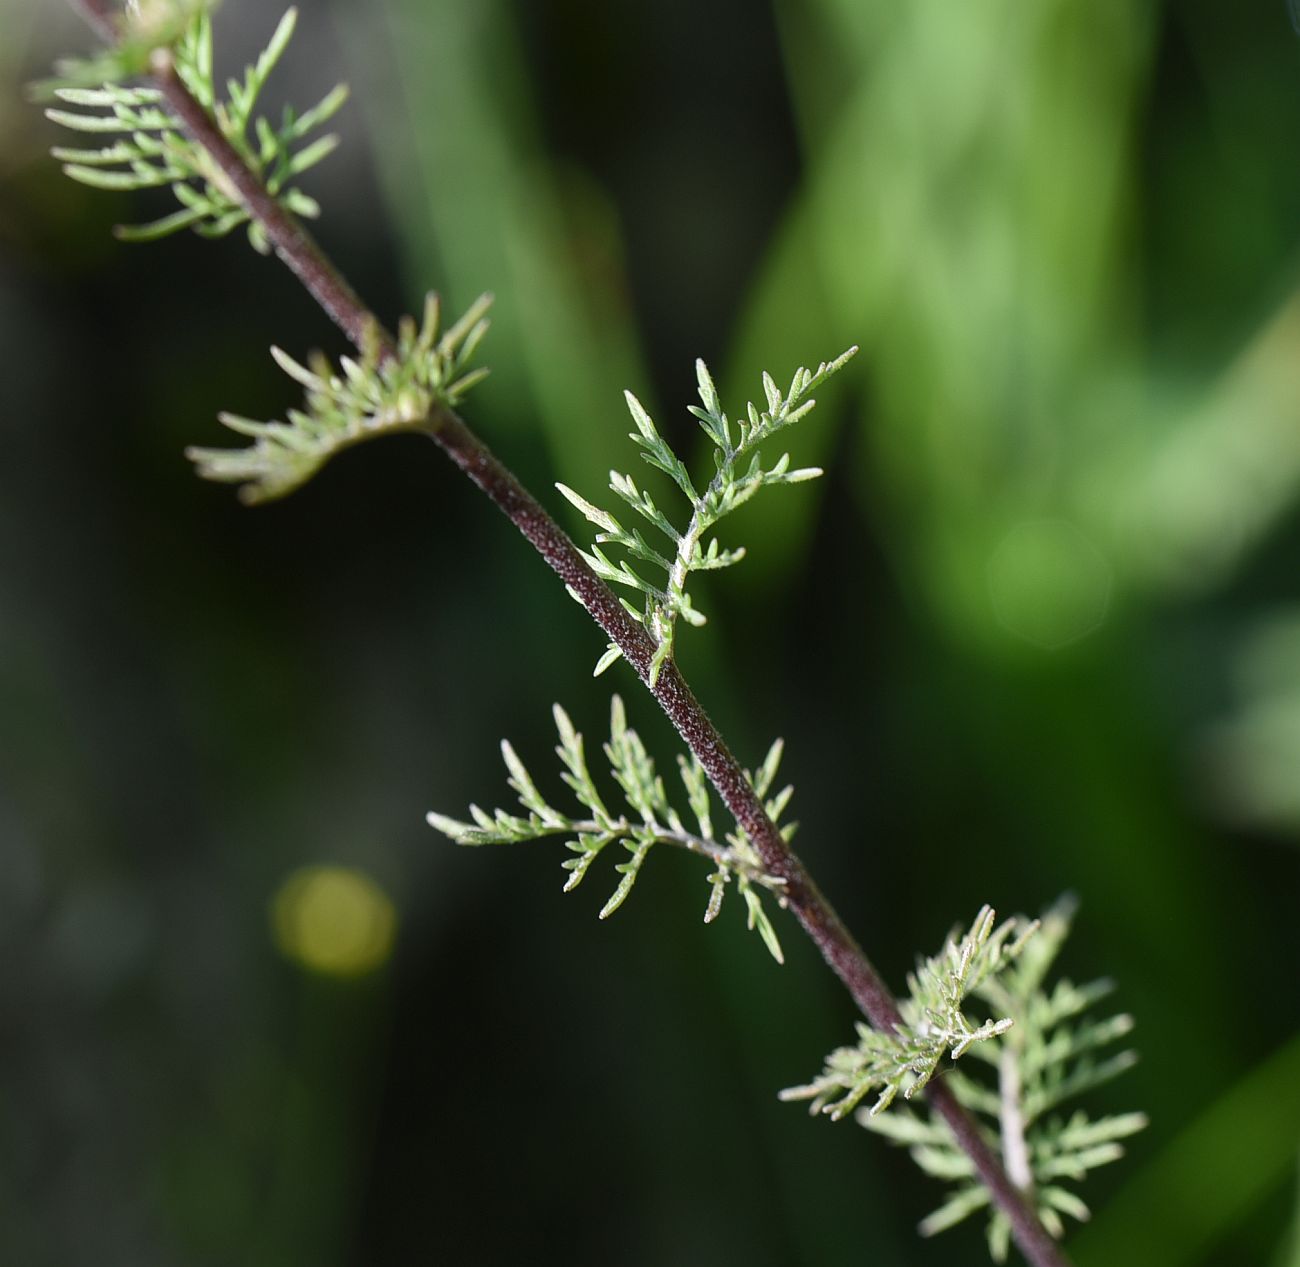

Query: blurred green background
2,0,1299,1263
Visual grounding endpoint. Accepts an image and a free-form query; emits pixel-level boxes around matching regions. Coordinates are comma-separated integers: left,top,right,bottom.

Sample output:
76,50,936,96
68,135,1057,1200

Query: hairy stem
76,0,379,349
151,53,379,348
68,5,1070,1263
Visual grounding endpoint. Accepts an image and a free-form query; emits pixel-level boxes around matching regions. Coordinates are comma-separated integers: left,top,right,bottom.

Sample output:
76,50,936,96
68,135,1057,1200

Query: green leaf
782,906,1033,1120
426,700,789,962
740,880,784,964
284,132,339,178
114,204,209,241
62,162,167,190
919,1185,992,1237
290,84,350,138
557,353,854,685
189,294,492,502
836,899,1145,1258
556,483,621,534
598,839,653,918
45,6,347,250
592,643,622,677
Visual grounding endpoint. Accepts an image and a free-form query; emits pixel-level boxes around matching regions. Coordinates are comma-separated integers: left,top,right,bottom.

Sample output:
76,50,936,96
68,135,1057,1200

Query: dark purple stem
77,0,376,348
67,4,1070,1263
151,61,379,349
427,412,907,1022
426,420,1066,1265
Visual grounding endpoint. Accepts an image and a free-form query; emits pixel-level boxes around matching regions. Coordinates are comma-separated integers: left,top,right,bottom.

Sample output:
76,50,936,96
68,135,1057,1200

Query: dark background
1,1,1299,1264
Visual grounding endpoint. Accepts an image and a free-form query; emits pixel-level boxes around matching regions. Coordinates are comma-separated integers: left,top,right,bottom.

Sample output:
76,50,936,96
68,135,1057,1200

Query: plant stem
77,0,379,349
474,817,784,888
153,56,379,349
425,407,918,1020
67,6,1072,1263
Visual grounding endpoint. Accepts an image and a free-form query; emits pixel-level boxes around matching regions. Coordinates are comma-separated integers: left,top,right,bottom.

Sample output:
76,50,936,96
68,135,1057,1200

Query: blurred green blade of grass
1110,290,1300,599
1072,1033,1300,1267
774,0,1300,629
345,0,648,496
746,0,1153,644
715,190,852,600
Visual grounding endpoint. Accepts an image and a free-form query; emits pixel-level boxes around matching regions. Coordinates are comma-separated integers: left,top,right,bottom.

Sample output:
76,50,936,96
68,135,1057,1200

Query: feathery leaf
780,907,1035,1121
187,293,492,502
426,697,790,962
43,7,346,250
557,349,857,683
853,898,1145,1260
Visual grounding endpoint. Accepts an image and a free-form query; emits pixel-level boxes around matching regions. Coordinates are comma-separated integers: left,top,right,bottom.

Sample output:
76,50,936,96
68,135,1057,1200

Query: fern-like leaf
43,7,346,250
856,897,1146,1261
557,349,857,685
780,907,1036,1120
425,696,791,962
186,293,491,503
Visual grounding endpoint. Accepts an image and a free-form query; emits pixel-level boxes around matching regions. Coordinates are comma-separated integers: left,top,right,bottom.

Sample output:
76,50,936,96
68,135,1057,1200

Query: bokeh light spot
987,519,1112,650
271,865,397,978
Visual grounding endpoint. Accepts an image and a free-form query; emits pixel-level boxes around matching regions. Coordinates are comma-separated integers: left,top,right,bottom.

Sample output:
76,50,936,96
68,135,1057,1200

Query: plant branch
151,51,378,348
74,0,378,348
67,6,1071,1262
470,816,784,887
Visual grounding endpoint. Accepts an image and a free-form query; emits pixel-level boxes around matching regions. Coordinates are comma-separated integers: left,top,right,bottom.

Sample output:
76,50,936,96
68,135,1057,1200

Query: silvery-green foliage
187,293,492,503
859,898,1146,1261
44,8,346,249
557,349,858,685
426,696,792,963
781,907,1037,1120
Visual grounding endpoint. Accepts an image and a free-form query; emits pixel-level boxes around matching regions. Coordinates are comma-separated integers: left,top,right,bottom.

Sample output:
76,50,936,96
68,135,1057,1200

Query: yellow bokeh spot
271,865,397,978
